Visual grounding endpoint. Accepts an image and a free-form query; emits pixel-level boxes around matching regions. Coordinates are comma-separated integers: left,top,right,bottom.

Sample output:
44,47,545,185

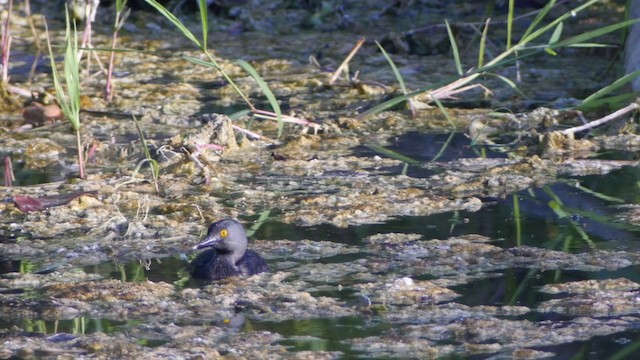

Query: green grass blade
199,0,208,51
131,114,151,160
550,18,640,49
144,0,201,48
484,72,526,98
608,339,640,360
116,0,127,12
520,0,599,46
183,55,255,111
358,48,544,120
246,209,270,238
356,89,419,120
363,0,628,122
445,19,463,75
235,59,283,137
548,22,563,44
364,144,420,164
578,92,638,111
65,12,81,130
46,7,81,131
183,55,213,67
574,183,625,203
581,69,640,107
563,43,614,48
545,22,563,55
478,18,490,68
131,114,160,190
513,194,521,246
401,163,409,176
506,0,514,50
375,40,408,94
521,0,556,40
228,108,252,120
432,97,456,129
430,131,455,163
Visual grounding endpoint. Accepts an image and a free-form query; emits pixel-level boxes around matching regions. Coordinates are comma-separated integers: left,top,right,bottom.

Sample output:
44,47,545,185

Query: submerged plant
45,8,84,178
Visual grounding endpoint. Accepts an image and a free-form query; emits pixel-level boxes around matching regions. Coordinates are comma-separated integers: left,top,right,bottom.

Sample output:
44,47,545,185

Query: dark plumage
189,219,268,280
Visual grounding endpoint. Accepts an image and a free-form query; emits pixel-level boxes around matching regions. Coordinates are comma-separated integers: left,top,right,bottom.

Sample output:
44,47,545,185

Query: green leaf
199,0,208,51
144,0,201,49
506,0,514,49
545,22,562,55
183,55,215,68
235,59,283,137
484,73,526,98
548,22,563,44
445,19,463,75
246,210,270,238
432,97,456,129
521,0,556,41
478,18,490,68
430,131,455,163
578,92,638,111
548,200,568,218
580,69,640,108
132,113,160,190
376,41,408,95
550,18,640,49
521,0,600,46
116,0,128,13
364,144,420,164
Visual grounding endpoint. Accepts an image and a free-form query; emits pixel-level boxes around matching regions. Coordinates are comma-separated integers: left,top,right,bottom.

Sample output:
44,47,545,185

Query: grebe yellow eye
220,229,228,237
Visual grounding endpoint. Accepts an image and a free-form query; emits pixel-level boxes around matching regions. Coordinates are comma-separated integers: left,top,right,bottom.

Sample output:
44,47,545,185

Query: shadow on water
448,266,640,310
250,316,386,355
0,316,168,348
0,155,65,186
253,177,640,252
357,132,506,163
0,317,127,337
354,132,506,177
535,330,640,360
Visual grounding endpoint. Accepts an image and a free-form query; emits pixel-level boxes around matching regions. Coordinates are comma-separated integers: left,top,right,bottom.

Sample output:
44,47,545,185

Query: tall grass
144,0,286,136
359,0,640,119
45,7,84,178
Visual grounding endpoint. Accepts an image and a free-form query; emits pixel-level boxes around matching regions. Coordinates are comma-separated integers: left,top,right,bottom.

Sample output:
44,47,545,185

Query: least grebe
189,219,268,280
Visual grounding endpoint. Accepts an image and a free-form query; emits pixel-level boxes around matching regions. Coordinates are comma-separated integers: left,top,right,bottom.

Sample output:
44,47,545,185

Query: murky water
5,171,640,357
3,142,640,358
2,0,640,358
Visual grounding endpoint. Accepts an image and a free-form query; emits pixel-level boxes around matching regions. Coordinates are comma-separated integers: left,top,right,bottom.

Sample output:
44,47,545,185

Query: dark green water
4,133,640,358
4,185,640,358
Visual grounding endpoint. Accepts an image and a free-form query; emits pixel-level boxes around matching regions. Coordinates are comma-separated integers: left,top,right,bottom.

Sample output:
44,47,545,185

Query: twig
5,83,32,98
561,103,640,136
1,0,13,83
231,124,275,143
106,4,130,102
3,156,14,187
253,109,322,131
24,0,41,51
330,37,365,85
24,0,42,82
78,0,100,75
